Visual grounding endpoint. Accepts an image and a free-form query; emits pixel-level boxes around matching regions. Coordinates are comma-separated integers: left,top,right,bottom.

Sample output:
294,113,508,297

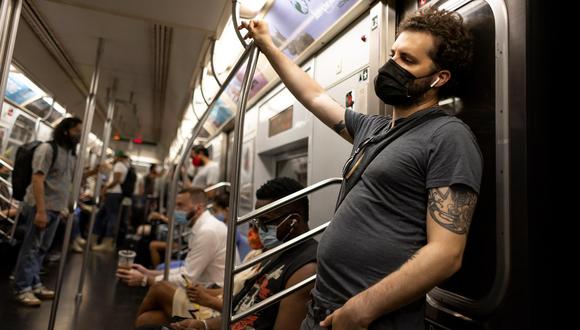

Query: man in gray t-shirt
13,117,85,307
241,8,481,329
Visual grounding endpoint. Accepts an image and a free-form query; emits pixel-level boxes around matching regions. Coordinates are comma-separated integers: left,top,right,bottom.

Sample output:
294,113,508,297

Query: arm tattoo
332,120,346,134
428,186,477,234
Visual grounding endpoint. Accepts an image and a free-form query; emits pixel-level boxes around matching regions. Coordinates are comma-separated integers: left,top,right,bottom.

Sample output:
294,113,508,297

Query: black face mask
374,59,439,106
70,135,81,145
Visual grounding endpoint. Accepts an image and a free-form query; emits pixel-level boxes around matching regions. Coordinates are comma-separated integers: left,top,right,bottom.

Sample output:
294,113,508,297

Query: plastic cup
117,250,136,270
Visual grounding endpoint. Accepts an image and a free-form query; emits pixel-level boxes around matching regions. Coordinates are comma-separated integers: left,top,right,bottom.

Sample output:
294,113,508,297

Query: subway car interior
0,0,548,329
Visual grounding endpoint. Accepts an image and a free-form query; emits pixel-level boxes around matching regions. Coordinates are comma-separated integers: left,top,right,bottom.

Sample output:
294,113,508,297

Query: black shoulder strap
48,140,59,172
335,108,448,209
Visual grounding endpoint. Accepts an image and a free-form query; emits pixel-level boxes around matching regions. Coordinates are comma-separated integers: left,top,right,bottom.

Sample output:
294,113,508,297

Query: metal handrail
204,181,230,193
220,45,260,330
0,193,17,208
209,38,223,88
48,38,103,330
0,228,10,239
198,69,210,107
163,42,257,281
221,178,341,325
76,81,117,303
0,211,15,223
231,0,249,49
235,221,329,274
0,176,12,187
237,177,342,226
232,274,317,322
0,158,13,171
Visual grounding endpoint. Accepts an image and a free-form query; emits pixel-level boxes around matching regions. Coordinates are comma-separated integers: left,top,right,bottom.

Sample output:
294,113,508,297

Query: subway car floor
0,247,147,330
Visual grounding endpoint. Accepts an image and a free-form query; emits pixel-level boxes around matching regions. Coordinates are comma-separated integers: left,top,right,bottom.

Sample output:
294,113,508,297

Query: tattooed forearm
332,120,346,134
428,186,478,234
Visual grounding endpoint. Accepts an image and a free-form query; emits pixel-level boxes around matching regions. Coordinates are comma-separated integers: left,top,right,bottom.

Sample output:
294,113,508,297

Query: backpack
120,165,136,197
11,140,58,201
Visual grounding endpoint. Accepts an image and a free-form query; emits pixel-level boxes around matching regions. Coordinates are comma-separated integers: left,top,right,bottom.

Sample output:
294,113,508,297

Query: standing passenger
189,145,219,189
13,117,83,306
92,149,130,251
240,8,483,329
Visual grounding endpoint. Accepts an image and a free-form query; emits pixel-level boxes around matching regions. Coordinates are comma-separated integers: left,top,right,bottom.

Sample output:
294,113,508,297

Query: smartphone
181,274,192,287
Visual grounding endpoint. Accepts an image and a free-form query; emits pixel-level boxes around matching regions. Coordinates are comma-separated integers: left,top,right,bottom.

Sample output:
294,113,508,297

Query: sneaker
33,286,55,300
71,240,84,253
16,291,42,306
76,237,87,246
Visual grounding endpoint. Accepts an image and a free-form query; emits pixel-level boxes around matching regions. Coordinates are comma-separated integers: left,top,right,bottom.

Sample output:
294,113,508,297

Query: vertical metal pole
0,0,22,103
162,43,255,281
158,170,166,213
48,38,103,330
163,143,192,280
221,45,260,330
75,81,116,303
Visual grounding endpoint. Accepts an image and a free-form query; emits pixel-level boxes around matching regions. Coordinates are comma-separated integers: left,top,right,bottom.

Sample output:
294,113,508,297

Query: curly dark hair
256,177,309,223
399,8,473,99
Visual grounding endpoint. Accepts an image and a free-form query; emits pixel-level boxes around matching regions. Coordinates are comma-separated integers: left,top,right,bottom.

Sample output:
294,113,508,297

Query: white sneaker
33,286,55,300
76,237,87,246
71,240,84,253
16,291,42,306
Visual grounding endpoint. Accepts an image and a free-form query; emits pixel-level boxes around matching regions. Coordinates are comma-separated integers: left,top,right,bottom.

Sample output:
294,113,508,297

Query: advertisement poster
264,0,358,58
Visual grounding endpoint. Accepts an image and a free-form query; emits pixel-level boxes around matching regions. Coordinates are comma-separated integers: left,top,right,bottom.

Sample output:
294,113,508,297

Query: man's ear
433,69,451,88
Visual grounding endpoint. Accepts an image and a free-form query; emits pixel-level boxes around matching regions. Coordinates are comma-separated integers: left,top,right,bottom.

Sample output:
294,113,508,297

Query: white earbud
430,77,441,88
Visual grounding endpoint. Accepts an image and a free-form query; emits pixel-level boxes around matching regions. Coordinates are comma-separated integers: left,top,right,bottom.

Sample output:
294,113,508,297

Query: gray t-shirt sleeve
32,143,53,175
426,121,483,194
345,110,387,144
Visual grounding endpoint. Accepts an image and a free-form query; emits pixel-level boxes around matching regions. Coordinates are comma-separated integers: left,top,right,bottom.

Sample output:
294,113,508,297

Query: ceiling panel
11,0,229,159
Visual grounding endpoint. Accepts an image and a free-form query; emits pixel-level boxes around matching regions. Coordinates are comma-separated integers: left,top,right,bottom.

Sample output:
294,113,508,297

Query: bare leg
135,281,177,327
149,241,167,267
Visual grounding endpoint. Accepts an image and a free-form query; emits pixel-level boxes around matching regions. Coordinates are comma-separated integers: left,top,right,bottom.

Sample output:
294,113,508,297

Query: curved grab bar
163,43,257,281
232,274,316,322
237,177,343,225
232,0,250,48
236,221,329,274
198,69,210,106
209,39,223,88
0,158,13,171
204,181,231,193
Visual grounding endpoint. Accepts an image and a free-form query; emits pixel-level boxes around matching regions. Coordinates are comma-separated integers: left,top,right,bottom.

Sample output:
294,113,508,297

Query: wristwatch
141,275,148,287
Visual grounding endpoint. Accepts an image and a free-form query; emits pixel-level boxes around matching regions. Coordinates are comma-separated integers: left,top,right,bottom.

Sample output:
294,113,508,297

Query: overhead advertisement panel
231,0,361,105
5,72,45,105
264,0,358,58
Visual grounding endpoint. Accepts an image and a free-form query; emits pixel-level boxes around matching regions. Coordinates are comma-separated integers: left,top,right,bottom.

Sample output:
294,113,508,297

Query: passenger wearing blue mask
117,187,237,295
165,177,318,330
210,192,251,260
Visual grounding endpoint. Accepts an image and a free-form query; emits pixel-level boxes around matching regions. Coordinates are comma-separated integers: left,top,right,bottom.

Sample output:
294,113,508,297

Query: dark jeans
300,297,338,330
13,205,61,292
94,193,123,238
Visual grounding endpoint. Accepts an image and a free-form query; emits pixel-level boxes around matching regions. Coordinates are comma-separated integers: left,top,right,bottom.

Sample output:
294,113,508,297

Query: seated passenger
135,177,317,330
117,187,238,288
210,191,251,260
